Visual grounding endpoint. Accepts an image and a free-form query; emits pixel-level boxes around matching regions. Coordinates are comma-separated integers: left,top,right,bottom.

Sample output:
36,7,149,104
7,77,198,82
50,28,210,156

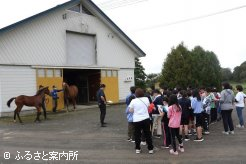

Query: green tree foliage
146,73,160,89
160,43,222,89
232,61,246,82
221,68,233,81
134,58,147,88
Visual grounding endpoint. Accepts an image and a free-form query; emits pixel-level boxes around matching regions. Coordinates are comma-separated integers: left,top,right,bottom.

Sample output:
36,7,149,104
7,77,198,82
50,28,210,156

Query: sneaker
161,145,170,149
236,124,241,128
236,124,244,128
149,150,154,154
101,124,107,127
184,136,190,141
127,138,132,142
141,141,146,146
229,131,235,135
222,131,229,135
169,149,178,155
154,135,161,139
210,121,216,125
203,131,210,135
131,140,135,143
194,137,204,142
178,146,184,153
136,149,141,154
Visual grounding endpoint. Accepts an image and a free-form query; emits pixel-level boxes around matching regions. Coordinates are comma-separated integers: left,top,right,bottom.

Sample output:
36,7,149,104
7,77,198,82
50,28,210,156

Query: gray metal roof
0,0,146,57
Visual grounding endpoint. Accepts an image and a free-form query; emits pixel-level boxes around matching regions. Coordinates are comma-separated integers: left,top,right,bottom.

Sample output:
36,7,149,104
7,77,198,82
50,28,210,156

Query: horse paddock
0,104,245,164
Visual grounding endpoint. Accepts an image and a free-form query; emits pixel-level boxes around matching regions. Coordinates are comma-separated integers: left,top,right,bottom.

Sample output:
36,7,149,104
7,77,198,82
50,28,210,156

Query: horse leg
66,98,69,112
42,102,47,120
16,112,23,124
16,105,23,124
73,99,76,111
35,107,42,123
13,109,17,123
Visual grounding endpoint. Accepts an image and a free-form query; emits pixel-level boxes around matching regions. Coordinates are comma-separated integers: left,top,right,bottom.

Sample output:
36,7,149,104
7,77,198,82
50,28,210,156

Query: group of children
125,85,245,155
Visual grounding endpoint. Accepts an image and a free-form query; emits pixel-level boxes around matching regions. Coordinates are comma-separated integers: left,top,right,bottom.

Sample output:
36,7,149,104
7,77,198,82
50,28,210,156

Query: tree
134,58,147,88
160,43,222,89
160,43,191,88
221,68,232,81
232,61,246,82
146,73,160,89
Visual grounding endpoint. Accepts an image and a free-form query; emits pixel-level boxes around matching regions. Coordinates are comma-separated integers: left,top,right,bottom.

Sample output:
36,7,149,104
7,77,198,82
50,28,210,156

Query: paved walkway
0,104,245,164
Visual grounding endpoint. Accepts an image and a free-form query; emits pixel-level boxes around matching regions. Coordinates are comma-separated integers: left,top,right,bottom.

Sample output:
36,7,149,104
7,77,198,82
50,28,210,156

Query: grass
230,81,246,92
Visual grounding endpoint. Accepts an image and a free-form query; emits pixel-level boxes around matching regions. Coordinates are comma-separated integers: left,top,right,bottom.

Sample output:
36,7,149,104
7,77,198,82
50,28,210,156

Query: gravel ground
0,104,245,164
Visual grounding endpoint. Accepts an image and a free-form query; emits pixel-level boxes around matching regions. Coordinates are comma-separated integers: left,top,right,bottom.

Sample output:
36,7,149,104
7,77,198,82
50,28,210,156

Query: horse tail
7,97,16,107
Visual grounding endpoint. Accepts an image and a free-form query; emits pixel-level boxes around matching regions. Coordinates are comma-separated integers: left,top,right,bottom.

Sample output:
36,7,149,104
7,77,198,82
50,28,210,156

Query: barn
0,0,146,116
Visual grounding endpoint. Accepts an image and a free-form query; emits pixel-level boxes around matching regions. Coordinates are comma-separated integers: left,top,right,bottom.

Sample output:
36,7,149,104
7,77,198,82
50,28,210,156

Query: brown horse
63,82,78,112
7,87,50,124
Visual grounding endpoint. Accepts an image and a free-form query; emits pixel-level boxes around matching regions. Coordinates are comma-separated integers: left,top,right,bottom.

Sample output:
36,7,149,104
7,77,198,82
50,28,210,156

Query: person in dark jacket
152,89,163,138
97,84,107,127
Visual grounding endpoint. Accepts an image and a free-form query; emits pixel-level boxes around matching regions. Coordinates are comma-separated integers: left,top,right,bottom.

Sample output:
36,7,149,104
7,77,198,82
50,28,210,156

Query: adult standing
129,88,154,154
51,85,63,113
235,85,245,128
220,82,235,135
125,86,136,141
152,89,163,138
97,84,107,127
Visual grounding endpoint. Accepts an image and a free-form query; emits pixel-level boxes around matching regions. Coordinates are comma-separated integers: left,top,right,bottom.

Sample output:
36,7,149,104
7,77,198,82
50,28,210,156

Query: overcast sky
1,0,246,74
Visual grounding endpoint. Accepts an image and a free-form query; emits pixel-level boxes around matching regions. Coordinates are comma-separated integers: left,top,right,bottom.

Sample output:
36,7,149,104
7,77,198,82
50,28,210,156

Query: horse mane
36,87,48,96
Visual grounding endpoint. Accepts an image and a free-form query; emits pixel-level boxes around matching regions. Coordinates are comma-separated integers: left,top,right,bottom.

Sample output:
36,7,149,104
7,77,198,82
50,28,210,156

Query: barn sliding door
36,68,64,111
66,32,96,66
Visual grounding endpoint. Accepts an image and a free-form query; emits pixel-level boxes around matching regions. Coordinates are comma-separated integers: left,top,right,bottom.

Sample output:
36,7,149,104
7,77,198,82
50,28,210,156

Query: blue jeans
236,107,244,126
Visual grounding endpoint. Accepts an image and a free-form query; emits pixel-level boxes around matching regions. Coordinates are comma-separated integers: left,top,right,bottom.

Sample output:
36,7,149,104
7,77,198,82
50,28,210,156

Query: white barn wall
0,10,66,66
0,81,2,117
0,66,36,113
118,69,135,101
0,5,137,68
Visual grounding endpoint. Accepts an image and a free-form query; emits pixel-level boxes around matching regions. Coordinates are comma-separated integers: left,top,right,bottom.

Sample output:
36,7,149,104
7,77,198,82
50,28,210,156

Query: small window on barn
82,5,94,16
68,4,81,13
47,69,53,77
107,70,112,77
55,69,62,77
112,70,118,77
37,69,45,77
101,70,106,77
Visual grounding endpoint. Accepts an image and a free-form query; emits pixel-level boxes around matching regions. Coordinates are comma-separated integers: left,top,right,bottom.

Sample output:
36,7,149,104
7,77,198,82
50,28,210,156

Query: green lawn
230,81,246,92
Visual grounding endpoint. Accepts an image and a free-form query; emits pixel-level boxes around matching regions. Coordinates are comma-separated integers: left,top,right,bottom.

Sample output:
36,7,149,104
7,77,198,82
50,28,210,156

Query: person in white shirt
235,85,245,128
129,88,154,154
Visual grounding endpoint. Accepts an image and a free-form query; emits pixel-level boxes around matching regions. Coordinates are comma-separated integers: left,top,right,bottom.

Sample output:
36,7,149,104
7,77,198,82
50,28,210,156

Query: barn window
112,70,118,77
46,69,53,77
82,5,94,16
107,70,112,77
101,70,106,77
37,69,45,77
55,69,62,77
68,4,81,13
